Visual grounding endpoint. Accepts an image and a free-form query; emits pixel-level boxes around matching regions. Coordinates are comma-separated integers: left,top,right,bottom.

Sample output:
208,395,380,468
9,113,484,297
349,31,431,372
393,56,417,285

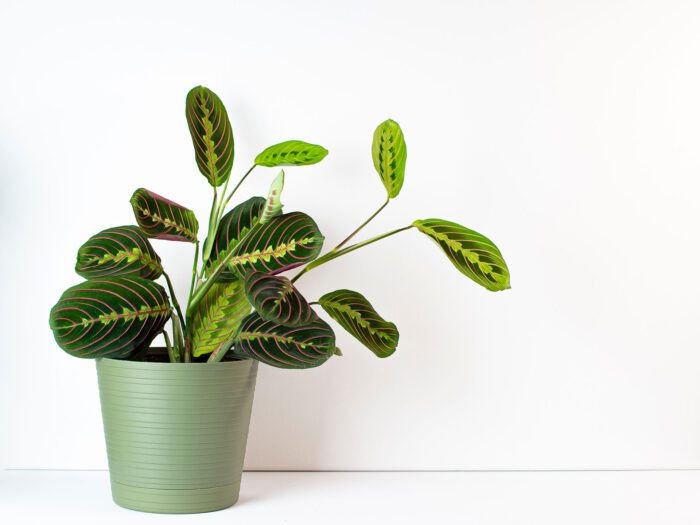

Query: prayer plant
48,86,511,369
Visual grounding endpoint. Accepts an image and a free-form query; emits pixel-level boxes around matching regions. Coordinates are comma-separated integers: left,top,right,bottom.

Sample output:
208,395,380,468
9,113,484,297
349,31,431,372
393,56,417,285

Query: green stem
163,331,176,363
220,164,256,213
163,271,186,335
333,198,390,252
290,225,414,283
202,188,219,264
187,240,200,306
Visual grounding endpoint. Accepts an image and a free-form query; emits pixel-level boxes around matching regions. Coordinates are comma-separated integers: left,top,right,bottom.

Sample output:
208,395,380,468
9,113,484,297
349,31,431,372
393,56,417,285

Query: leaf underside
130,188,199,243
244,270,314,327
372,119,407,199
255,140,328,167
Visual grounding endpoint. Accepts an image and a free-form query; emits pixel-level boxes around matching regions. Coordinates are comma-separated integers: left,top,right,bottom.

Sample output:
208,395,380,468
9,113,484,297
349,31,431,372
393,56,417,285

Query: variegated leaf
48,277,171,359
318,289,399,358
372,119,407,199
254,140,328,167
190,280,251,358
230,312,336,369
228,211,324,277
186,86,234,187
130,188,199,242
244,270,313,327
413,218,510,291
259,170,285,224
75,225,163,280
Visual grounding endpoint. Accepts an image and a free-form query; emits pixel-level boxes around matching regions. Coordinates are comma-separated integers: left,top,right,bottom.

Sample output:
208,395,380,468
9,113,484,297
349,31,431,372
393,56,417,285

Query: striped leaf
318,289,399,358
130,188,199,243
48,277,171,359
228,211,324,277
230,312,336,369
413,219,510,291
190,280,251,359
372,119,407,199
75,225,163,280
186,86,234,187
259,170,285,224
244,271,313,327
205,196,266,281
255,140,328,167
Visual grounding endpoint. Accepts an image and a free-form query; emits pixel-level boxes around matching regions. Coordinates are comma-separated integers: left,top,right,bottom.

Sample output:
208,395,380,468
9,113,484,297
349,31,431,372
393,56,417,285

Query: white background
1,0,699,471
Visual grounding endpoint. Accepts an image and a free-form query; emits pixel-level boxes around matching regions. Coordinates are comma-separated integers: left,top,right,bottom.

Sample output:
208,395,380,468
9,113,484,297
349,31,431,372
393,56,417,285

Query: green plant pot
96,356,258,514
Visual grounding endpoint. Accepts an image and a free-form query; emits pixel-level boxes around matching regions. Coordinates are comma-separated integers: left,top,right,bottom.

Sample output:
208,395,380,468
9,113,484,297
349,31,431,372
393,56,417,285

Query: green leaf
318,289,399,358
190,280,251,359
186,86,234,187
230,312,336,369
254,140,328,167
413,218,510,291
259,170,285,224
205,196,266,281
228,211,324,277
244,270,314,327
372,119,407,199
48,277,171,359
75,225,163,280
130,188,199,243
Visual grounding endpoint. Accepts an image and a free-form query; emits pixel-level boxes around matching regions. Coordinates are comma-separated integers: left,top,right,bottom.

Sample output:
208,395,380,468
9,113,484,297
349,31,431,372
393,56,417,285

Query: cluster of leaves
49,86,511,369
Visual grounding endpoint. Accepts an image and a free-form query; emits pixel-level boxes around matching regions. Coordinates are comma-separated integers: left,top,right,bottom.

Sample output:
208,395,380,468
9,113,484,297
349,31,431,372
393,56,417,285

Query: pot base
111,481,240,514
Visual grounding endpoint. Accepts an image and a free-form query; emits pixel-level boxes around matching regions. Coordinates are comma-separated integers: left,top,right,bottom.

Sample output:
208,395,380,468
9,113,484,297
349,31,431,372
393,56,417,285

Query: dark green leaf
254,140,328,167
372,119,407,199
244,270,313,327
48,277,171,359
130,188,199,243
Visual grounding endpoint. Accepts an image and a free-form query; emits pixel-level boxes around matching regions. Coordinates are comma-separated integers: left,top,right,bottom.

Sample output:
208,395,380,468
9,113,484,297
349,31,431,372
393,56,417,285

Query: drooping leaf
186,86,234,187
190,280,251,359
413,219,510,291
254,140,328,167
228,211,324,277
372,119,407,199
205,196,266,281
259,170,285,224
48,277,171,359
75,225,163,280
318,289,399,358
130,188,199,243
230,312,336,369
244,270,313,327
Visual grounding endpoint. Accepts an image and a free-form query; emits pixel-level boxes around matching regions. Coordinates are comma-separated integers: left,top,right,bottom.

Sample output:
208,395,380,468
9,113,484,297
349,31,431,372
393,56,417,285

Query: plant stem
290,224,415,283
220,164,256,212
333,198,390,252
163,271,186,335
187,240,200,306
202,188,219,264
163,331,176,363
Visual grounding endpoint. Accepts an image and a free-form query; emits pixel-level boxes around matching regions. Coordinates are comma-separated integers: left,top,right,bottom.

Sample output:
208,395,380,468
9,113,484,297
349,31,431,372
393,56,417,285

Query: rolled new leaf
48,277,171,359
230,312,336,369
75,225,163,280
190,280,251,358
318,289,399,358
259,170,285,225
372,119,407,199
413,218,510,291
255,140,328,167
186,86,234,187
228,211,324,277
130,188,199,242
244,271,313,327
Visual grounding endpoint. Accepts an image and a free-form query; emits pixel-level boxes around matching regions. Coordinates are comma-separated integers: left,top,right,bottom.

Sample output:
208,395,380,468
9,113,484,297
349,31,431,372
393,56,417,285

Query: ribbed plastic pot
96,357,258,514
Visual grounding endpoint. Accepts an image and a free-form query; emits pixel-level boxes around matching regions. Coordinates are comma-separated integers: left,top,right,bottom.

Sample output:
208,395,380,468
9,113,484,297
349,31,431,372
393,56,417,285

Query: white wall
1,0,699,470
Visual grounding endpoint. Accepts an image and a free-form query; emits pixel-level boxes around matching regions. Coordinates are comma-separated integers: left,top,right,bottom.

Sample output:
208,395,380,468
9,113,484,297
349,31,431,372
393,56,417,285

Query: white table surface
1,470,698,524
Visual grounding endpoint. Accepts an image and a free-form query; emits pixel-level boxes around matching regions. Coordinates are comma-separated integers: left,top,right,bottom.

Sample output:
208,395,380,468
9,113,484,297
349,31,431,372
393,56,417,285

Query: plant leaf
228,211,324,277
244,270,314,327
190,280,251,358
130,188,199,243
259,170,285,224
372,119,407,199
205,196,266,281
413,219,510,291
318,289,399,358
254,140,328,167
75,225,163,280
186,86,234,187
230,312,336,369
48,277,171,359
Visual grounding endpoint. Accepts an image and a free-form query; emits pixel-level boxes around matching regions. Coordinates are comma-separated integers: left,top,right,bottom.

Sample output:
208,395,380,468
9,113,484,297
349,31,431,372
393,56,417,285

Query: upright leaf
318,289,399,358
130,188,199,243
413,219,510,291
228,211,324,277
190,280,251,358
186,86,234,187
259,170,285,224
255,140,328,167
48,277,171,359
75,225,163,280
231,312,336,369
244,270,314,327
372,119,407,199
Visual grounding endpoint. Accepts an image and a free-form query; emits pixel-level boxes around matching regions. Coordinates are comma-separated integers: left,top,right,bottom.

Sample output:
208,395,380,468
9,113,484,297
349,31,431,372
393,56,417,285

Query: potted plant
48,85,511,514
